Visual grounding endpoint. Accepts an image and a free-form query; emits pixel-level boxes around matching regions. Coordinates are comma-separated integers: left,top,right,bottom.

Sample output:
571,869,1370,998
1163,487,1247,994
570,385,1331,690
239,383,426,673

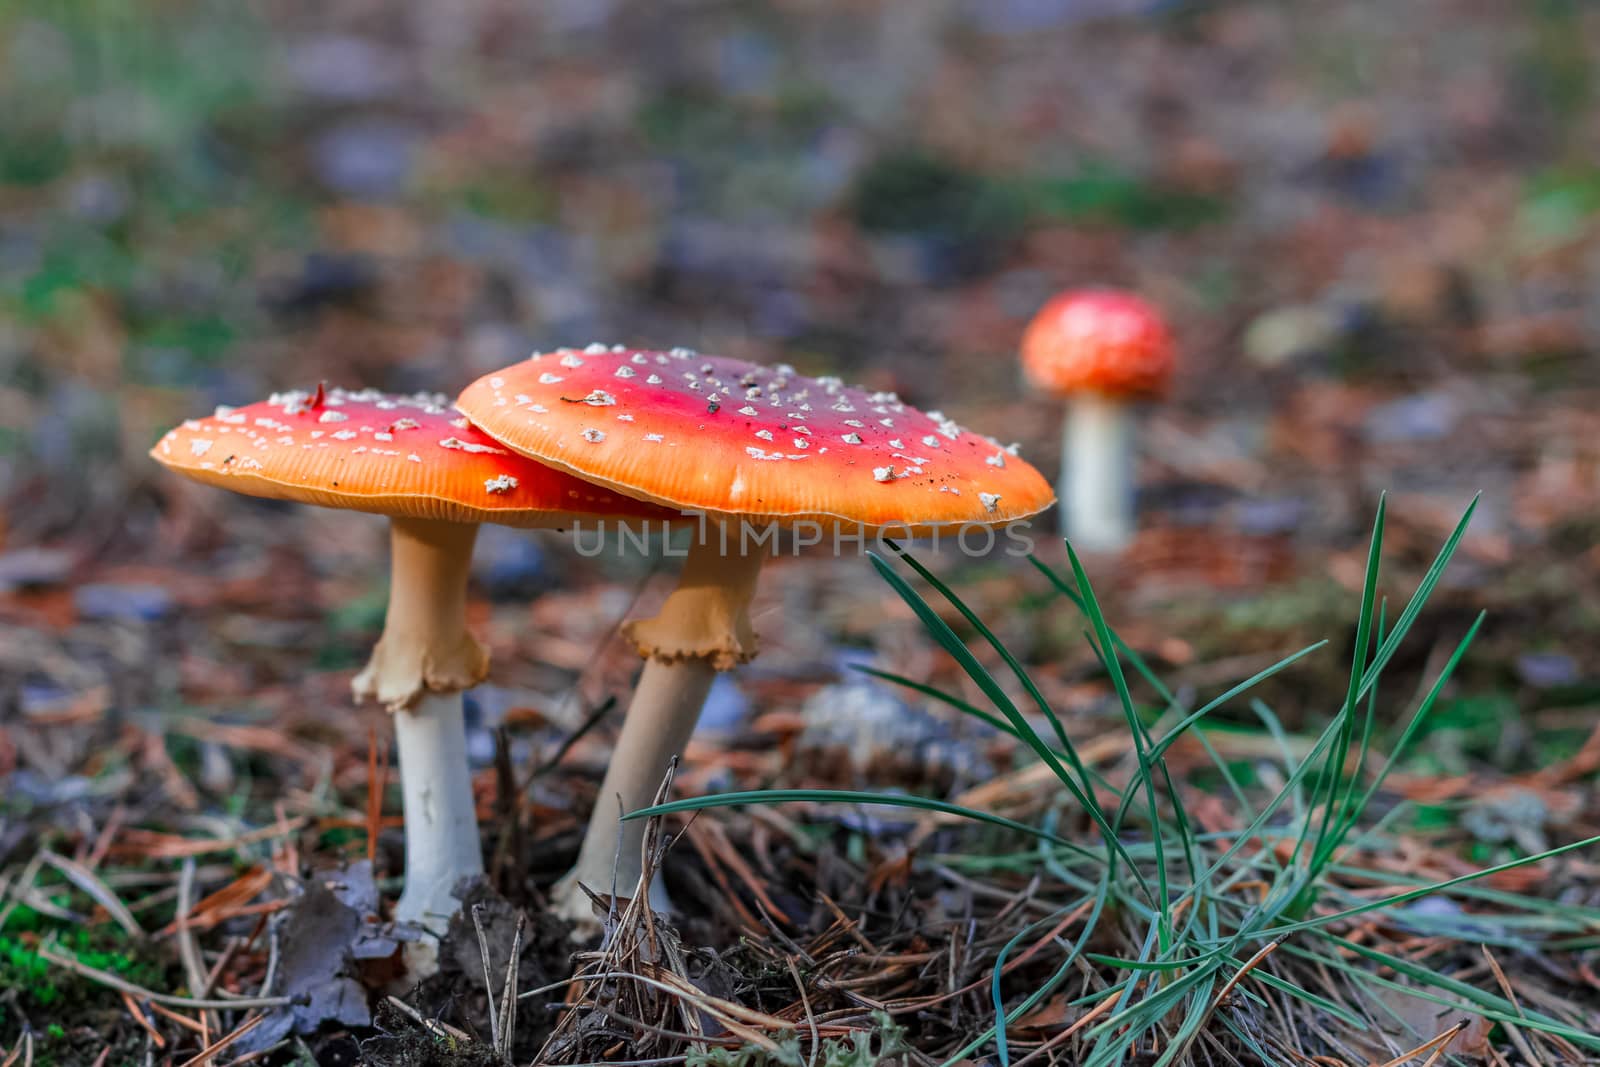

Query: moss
687,1012,911,1067
30,1024,150,1067
0,926,172,1042
850,152,1026,245
1022,166,1228,230
1219,577,1350,634
359,1011,507,1067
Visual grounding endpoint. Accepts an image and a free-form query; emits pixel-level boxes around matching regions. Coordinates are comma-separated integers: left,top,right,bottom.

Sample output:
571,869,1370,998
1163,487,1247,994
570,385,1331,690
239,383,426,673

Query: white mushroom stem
554,532,763,931
1061,393,1137,553
392,690,484,932
352,516,489,934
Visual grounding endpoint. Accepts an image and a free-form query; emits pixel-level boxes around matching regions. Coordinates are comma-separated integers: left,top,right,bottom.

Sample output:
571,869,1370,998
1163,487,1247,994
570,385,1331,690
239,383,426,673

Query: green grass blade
1247,698,1307,824
944,882,1113,1067
1144,641,1329,764
1083,965,1218,1067
1222,959,1364,1026
1066,542,1181,945
852,664,1035,744
1172,711,1351,912
868,549,1147,895
1328,612,1485,855
1307,495,1387,877
1350,495,1479,711
884,544,1099,794
1331,597,1385,847
1027,554,1184,713
1285,937,1600,1049
1232,830,1600,941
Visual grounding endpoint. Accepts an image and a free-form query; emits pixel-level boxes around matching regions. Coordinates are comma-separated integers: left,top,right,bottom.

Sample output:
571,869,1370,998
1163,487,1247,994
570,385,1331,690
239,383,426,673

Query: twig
875,899,1091,1014
490,727,520,886
472,904,502,1051
0,853,46,935
786,955,820,1067
1417,1041,1453,1067
176,858,217,1051
1372,1019,1470,1067
526,555,661,789
383,996,472,1043
114,819,308,860
201,937,242,999
520,968,789,1031
217,1040,290,1066
35,942,292,1009
272,803,299,876
121,992,168,1049
530,696,618,781
578,977,779,1052
257,917,282,999
1212,935,1287,1009
365,728,385,868
1008,985,1123,1067
84,805,127,872
148,1002,207,1035
1156,935,1289,1066
497,913,525,1060
1480,946,1546,1067
38,851,143,939
175,1014,267,1067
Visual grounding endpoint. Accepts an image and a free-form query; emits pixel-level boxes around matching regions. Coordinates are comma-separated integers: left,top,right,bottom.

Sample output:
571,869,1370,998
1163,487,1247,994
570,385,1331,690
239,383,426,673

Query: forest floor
4,1,1600,1063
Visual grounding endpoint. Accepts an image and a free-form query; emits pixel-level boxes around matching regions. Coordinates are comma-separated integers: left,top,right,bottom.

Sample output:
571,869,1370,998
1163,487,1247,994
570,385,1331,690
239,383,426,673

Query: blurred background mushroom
1020,288,1175,552
149,387,671,939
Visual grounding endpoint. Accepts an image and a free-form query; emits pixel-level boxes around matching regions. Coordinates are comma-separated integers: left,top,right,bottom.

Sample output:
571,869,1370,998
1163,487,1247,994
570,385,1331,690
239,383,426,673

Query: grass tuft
633,501,1600,1061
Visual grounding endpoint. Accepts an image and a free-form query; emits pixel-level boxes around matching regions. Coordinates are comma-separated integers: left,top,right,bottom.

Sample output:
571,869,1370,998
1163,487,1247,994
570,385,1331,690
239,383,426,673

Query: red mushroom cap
456,346,1054,534
149,387,676,527
1021,289,1175,399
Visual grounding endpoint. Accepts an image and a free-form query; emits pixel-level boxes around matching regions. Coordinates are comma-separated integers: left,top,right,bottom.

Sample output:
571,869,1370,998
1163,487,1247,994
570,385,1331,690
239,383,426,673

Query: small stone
310,119,418,199
1516,652,1579,689
75,583,175,622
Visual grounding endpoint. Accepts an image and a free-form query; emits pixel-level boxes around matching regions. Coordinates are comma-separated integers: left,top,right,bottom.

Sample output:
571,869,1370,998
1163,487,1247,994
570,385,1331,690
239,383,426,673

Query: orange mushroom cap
149,386,677,527
1021,289,1175,399
457,346,1054,533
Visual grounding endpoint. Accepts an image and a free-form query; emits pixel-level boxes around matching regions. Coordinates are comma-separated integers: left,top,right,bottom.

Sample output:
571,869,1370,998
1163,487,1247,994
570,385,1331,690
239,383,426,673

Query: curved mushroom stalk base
1061,394,1137,554
549,854,676,940
554,656,715,938
391,692,485,937
556,536,763,940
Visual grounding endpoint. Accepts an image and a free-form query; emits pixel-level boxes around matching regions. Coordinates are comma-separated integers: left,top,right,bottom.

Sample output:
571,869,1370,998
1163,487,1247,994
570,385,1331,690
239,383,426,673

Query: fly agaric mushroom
150,386,673,933
457,345,1053,928
1020,289,1175,553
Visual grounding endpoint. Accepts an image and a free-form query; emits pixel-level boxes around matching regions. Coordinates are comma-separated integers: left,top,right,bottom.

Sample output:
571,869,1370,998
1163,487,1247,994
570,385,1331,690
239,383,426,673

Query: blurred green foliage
0,922,170,1032
849,152,1225,240
1520,166,1600,244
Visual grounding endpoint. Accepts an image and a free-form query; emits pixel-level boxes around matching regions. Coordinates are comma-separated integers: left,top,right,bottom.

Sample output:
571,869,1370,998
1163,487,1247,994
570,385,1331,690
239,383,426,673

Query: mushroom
457,346,1054,930
1020,289,1175,553
150,386,673,934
